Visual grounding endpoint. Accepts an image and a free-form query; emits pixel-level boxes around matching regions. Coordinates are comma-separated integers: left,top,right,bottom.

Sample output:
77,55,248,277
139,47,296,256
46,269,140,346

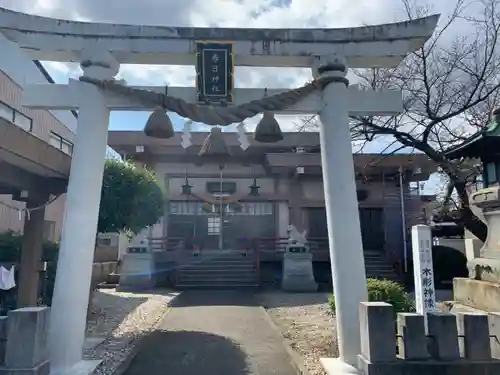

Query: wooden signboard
196,41,234,104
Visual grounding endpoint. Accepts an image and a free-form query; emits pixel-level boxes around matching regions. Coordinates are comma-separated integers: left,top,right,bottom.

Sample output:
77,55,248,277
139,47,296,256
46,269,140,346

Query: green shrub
329,278,415,315
0,230,58,262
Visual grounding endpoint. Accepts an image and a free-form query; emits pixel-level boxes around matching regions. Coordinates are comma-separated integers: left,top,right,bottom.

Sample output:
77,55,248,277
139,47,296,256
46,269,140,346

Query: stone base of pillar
0,360,50,375
281,253,318,292
454,277,500,312
50,359,101,375
118,253,156,291
320,358,360,375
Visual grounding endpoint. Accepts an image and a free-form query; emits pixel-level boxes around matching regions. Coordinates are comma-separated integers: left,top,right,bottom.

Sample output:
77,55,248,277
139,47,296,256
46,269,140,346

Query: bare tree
343,0,500,242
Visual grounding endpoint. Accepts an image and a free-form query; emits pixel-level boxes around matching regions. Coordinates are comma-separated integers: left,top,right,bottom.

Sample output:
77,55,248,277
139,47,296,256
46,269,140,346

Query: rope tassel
143,85,175,139
198,127,231,161
254,111,283,143
143,107,175,139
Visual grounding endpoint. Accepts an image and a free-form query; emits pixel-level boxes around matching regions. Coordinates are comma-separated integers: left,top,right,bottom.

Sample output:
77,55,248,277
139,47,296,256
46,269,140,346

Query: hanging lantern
198,127,231,165
143,107,175,139
181,177,192,195
249,178,260,196
254,111,283,143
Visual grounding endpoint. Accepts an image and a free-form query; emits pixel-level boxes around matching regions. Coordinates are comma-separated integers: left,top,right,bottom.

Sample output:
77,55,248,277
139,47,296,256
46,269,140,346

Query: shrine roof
108,130,436,175
445,120,500,159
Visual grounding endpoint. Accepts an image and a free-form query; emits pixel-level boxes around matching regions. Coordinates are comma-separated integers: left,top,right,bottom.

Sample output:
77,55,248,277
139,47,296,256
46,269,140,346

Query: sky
0,0,459,191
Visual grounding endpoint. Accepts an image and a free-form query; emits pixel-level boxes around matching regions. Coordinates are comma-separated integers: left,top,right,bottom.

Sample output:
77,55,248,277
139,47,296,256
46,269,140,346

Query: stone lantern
446,107,500,311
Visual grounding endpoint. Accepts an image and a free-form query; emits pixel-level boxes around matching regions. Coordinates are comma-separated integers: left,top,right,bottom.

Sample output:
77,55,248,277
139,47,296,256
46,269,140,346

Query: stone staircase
363,249,401,282
175,250,259,289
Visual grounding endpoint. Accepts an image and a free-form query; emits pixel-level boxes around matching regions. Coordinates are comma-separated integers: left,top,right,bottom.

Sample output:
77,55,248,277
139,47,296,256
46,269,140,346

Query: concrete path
123,290,299,375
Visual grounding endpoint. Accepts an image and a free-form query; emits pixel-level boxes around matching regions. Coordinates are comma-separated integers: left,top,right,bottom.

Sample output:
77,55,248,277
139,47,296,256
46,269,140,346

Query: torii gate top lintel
0,6,439,68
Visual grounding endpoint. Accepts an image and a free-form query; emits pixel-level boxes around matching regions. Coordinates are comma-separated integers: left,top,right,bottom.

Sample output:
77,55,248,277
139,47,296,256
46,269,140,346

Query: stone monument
118,241,156,291
281,225,318,292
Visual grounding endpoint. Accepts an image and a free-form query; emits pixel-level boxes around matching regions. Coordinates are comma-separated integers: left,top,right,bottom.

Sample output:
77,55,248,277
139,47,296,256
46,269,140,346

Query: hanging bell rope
254,88,283,143
254,111,283,143
198,127,231,158
143,85,175,139
79,75,335,126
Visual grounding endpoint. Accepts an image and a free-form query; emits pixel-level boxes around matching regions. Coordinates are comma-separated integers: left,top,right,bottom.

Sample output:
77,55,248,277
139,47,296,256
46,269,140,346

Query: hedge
329,278,415,315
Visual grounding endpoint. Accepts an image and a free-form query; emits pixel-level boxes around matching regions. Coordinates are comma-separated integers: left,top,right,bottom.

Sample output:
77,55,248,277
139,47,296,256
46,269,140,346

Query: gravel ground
84,288,178,375
258,292,336,375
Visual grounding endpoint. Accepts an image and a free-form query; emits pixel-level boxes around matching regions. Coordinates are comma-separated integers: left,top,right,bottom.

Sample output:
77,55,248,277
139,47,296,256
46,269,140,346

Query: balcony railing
148,235,330,256
49,131,73,156
0,100,33,133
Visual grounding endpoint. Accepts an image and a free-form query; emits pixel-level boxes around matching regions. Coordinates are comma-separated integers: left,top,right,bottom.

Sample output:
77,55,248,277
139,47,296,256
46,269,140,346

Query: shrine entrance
307,207,384,250
0,6,439,373
167,201,275,250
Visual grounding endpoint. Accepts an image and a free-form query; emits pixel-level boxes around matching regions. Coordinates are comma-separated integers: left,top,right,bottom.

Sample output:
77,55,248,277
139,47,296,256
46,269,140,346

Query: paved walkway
123,290,299,375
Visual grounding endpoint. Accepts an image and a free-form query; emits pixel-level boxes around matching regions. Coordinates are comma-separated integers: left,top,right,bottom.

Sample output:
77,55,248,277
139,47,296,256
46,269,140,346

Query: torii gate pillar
48,50,119,375
314,55,368,366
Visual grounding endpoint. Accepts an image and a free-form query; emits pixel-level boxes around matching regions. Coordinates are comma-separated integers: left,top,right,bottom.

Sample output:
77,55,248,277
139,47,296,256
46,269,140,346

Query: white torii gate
0,7,438,375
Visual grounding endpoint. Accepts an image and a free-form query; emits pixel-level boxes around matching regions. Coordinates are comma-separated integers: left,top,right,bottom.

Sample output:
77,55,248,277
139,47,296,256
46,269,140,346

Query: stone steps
363,249,401,282
176,252,259,289
175,249,401,288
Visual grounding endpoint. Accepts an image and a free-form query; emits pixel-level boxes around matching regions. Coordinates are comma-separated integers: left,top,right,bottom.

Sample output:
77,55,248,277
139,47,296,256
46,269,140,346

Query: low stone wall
0,307,50,374
94,245,119,263
91,261,117,284
356,302,500,375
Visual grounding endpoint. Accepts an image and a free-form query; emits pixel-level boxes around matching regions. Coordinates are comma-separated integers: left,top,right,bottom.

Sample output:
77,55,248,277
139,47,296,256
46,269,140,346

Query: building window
170,202,204,215
96,237,112,246
0,100,33,132
207,216,221,235
206,182,237,194
168,201,273,216
239,202,273,215
49,132,74,155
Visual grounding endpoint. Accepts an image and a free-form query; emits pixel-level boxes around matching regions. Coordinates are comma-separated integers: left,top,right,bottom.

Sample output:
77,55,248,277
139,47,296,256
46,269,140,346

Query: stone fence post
357,302,500,375
0,307,50,375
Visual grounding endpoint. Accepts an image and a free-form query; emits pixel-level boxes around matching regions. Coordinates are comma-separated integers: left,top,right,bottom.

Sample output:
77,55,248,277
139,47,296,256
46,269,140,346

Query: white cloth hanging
0,266,16,290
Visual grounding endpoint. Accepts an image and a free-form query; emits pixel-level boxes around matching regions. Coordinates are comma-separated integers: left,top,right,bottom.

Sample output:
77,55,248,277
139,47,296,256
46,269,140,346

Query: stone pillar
5,307,50,373
313,55,368,366
48,50,118,374
454,187,500,312
17,195,47,307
